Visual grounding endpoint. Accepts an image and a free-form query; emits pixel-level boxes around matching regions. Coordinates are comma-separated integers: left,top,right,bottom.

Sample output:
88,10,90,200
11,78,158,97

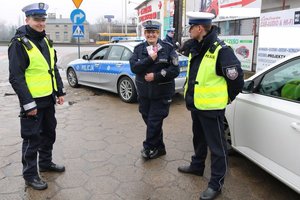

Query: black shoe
178,165,203,176
25,177,48,190
200,187,221,200
141,148,166,160
39,162,65,172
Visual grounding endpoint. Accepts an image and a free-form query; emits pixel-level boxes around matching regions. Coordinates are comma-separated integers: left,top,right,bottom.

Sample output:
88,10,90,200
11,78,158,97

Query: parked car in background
225,52,300,193
66,42,188,103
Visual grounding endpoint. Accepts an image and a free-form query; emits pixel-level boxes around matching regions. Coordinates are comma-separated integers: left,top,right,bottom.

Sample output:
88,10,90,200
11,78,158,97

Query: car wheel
224,118,234,155
117,76,137,103
67,68,79,88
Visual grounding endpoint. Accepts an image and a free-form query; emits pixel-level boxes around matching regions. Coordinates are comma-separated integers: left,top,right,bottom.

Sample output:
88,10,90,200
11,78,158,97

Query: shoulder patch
226,67,239,80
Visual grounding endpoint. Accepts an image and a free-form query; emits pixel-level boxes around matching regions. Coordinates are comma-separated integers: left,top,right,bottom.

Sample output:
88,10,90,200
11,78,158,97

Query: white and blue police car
66,42,188,103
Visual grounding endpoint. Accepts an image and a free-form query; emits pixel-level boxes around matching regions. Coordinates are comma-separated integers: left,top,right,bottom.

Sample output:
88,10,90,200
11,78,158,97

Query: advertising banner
219,35,254,71
256,8,300,71
196,0,262,21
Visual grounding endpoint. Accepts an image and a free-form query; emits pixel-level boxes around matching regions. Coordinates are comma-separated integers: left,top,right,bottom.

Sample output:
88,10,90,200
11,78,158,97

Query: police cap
142,20,161,31
22,2,49,19
186,11,215,25
166,27,175,33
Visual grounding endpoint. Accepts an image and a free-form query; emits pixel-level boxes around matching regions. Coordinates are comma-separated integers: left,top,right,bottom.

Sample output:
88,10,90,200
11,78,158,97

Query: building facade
45,13,90,43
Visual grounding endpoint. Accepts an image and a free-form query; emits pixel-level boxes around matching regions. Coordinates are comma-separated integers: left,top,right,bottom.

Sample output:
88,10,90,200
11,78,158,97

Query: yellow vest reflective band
184,42,228,110
21,38,57,98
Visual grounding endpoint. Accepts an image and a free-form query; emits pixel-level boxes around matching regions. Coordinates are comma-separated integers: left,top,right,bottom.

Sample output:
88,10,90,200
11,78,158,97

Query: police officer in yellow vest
177,12,244,200
8,2,66,190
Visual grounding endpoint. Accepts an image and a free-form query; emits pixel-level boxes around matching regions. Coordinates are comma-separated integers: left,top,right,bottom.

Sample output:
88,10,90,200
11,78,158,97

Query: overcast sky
0,0,143,26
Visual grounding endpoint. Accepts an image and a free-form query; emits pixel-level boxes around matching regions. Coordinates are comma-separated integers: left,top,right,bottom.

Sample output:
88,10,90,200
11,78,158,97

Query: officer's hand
150,52,158,61
145,73,154,82
27,109,37,116
57,96,64,105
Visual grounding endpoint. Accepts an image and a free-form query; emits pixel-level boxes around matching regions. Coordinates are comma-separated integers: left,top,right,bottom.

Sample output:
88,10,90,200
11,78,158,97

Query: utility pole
125,0,128,34
174,0,183,44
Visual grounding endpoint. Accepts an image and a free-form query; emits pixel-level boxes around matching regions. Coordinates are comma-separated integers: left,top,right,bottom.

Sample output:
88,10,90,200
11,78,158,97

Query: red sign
140,5,152,15
139,12,157,22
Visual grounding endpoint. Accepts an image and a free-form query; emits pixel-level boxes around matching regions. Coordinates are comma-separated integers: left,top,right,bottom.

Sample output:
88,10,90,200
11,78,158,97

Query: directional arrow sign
70,9,86,24
72,0,83,8
220,0,256,8
72,25,84,37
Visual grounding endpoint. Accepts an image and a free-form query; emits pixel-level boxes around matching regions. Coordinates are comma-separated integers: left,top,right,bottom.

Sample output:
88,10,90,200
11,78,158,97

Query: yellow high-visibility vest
20,37,57,98
184,42,228,110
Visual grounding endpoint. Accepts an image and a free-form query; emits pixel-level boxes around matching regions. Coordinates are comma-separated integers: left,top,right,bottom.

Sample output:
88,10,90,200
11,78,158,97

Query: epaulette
161,40,173,47
209,38,227,54
20,36,33,50
135,42,145,48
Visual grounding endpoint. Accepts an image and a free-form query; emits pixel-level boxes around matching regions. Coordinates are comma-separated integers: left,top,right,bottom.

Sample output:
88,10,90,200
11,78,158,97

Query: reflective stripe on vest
20,38,57,98
184,42,228,110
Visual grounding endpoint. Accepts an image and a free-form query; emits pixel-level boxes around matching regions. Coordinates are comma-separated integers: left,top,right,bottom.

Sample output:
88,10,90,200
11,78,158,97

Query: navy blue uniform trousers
138,97,171,150
21,105,56,180
190,110,228,191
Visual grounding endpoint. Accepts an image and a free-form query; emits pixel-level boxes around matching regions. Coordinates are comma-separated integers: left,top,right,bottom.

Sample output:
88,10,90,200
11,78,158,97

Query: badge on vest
226,67,238,80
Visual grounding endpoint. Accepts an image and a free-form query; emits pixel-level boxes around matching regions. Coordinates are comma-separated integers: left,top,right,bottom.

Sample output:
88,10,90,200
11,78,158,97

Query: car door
79,46,109,85
232,56,300,191
98,45,126,92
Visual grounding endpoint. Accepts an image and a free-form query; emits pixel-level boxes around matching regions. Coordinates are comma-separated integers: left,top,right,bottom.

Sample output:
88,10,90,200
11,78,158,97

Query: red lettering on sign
140,5,152,15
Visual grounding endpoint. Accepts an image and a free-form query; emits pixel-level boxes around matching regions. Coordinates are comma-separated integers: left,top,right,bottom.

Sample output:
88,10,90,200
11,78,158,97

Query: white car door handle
291,122,300,132
116,63,122,67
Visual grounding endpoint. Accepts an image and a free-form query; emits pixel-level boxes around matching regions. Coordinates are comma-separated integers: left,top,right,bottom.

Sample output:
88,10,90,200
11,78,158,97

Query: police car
225,52,300,193
66,42,188,103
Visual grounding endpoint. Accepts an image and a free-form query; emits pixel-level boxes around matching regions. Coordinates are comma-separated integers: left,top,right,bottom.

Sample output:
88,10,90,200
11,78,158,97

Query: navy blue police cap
142,20,161,31
186,11,215,25
22,2,49,19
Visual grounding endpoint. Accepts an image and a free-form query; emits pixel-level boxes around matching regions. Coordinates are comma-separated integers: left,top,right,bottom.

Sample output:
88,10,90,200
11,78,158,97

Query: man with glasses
130,20,179,160
177,12,244,200
163,28,178,49
8,2,66,190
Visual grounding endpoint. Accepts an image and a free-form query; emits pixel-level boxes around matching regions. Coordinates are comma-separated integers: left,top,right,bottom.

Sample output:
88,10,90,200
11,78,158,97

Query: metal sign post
104,15,114,42
71,9,86,58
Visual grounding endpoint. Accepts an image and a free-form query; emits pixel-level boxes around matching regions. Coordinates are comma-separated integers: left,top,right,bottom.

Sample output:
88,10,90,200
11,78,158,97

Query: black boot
25,177,48,190
200,187,221,200
39,162,65,172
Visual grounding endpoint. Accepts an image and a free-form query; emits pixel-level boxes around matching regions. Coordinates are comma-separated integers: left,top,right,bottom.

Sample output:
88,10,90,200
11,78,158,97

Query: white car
225,52,300,193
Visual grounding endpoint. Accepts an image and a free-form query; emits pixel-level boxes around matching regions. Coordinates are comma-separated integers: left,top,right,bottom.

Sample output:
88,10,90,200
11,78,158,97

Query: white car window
107,46,125,61
90,46,109,60
121,48,133,61
258,57,300,102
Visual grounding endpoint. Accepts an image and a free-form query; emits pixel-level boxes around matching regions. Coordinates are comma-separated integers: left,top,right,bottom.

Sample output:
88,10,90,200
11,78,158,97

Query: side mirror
242,80,254,93
82,55,89,60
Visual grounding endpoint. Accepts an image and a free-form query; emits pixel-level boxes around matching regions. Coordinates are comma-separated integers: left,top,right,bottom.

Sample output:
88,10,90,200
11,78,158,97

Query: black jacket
129,39,180,99
163,34,177,49
8,25,65,112
185,26,244,111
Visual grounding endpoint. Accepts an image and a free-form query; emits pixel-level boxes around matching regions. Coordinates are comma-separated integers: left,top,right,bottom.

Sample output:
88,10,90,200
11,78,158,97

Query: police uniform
8,2,65,190
163,27,177,49
177,12,244,200
129,20,180,160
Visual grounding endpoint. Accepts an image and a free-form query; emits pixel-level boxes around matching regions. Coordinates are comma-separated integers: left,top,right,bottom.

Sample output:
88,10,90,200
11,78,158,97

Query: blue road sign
72,25,84,37
70,9,86,24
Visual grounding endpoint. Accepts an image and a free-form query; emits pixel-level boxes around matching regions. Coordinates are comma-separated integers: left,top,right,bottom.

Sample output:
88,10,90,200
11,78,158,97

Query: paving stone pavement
0,46,299,200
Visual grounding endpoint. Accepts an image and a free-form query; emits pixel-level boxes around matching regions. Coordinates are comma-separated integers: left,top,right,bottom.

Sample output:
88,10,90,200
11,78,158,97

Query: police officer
8,2,66,190
177,12,244,200
129,20,180,160
163,27,179,49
